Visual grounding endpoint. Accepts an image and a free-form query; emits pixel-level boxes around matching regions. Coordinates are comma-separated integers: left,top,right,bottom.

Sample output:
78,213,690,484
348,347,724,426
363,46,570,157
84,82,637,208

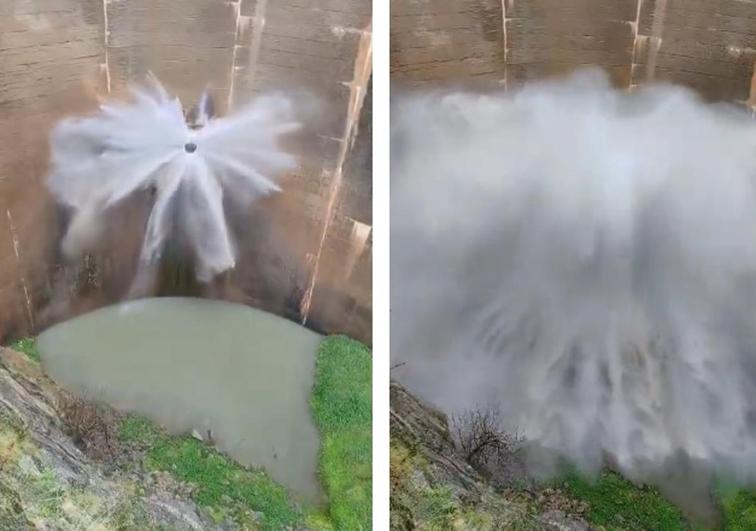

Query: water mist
47,75,300,282
391,70,756,498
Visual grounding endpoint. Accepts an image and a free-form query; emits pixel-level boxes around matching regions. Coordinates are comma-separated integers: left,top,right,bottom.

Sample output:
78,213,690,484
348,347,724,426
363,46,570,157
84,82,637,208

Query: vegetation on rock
390,380,756,531
119,415,300,529
557,470,685,530
0,348,218,530
9,337,39,362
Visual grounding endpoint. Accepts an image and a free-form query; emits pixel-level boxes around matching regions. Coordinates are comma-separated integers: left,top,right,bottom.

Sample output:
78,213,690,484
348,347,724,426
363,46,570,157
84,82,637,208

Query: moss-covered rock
0,347,220,530
389,381,588,530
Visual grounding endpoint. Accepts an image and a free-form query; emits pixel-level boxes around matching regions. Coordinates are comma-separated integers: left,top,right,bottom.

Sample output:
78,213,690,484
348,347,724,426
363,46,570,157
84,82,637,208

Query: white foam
392,69,756,482
47,75,300,281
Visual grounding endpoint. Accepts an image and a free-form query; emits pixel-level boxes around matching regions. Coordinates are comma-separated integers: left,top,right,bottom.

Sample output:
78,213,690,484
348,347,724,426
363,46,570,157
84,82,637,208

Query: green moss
390,439,536,530
311,336,372,530
390,440,458,530
305,510,335,530
718,484,756,530
111,500,154,531
118,415,301,530
558,470,685,530
28,469,65,518
418,486,458,528
118,415,163,447
9,337,39,362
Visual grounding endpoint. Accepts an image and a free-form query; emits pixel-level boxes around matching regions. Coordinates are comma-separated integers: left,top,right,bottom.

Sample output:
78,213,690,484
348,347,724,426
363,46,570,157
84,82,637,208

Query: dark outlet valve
184,142,197,153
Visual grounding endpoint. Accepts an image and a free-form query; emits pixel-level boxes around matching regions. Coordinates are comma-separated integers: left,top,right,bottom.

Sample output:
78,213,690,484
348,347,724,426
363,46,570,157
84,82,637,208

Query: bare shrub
451,406,524,478
57,392,118,459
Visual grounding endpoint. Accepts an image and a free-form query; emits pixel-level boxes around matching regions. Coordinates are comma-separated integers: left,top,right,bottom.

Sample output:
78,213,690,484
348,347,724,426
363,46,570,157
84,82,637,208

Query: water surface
38,297,323,503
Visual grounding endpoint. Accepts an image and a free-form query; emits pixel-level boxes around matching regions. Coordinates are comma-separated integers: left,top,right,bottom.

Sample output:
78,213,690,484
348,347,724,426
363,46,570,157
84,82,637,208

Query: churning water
47,76,299,281
392,70,756,487
37,297,323,502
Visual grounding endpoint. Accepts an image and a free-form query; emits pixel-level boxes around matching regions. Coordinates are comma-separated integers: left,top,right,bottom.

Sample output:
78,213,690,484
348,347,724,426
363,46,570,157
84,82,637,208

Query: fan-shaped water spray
47,76,300,281
392,70,756,486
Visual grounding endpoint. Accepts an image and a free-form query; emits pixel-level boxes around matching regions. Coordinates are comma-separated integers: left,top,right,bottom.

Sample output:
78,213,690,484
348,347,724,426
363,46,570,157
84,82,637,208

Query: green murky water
37,297,323,503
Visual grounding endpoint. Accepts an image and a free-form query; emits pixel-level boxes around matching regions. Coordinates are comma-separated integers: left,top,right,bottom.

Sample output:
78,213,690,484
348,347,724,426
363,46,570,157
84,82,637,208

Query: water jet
47,75,299,284
392,70,756,516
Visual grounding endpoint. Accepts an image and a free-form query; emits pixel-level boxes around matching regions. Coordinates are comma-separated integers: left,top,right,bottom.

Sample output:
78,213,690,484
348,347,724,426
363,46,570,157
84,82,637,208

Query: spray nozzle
184,142,197,153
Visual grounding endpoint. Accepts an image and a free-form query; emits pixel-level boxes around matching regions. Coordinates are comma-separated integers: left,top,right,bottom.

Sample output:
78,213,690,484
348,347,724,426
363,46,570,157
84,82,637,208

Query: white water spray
392,70,756,483
48,76,300,281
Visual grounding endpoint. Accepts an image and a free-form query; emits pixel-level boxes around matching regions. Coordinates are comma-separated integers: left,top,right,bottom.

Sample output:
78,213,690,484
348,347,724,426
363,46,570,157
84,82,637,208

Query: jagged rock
390,381,483,495
390,380,591,530
0,347,221,530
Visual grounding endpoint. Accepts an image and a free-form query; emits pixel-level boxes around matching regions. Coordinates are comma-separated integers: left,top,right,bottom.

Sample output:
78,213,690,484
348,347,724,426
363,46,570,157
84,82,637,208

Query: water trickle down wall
391,0,756,104
0,0,372,343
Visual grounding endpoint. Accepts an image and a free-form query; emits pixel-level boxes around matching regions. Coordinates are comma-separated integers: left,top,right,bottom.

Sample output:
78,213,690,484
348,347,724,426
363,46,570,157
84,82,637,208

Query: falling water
392,70,756,488
47,75,300,282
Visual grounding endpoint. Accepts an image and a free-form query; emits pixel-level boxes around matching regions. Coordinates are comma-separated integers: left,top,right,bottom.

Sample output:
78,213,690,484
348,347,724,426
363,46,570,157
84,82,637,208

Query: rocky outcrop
0,347,220,530
390,381,590,530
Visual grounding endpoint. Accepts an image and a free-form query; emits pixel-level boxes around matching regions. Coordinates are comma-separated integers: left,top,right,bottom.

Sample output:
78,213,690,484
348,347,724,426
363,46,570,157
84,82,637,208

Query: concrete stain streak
501,0,509,89
6,209,34,329
247,0,269,91
102,0,111,92
300,21,372,323
645,0,668,81
343,219,371,280
227,0,242,110
629,0,644,89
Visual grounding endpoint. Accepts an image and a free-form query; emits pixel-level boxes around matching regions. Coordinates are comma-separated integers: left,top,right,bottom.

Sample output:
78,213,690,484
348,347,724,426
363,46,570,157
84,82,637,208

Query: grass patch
9,337,39,362
118,415,301,530
557,470,685,530
311,335,372,530
118,416,163,448
717,483,756,531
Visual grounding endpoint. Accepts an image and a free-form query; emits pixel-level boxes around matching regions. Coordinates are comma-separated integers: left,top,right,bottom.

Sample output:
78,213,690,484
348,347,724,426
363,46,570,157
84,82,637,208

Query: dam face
0,0,372,343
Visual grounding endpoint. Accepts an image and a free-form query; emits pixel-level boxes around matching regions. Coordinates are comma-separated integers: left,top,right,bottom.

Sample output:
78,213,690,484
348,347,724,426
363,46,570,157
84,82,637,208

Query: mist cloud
392,70,756,485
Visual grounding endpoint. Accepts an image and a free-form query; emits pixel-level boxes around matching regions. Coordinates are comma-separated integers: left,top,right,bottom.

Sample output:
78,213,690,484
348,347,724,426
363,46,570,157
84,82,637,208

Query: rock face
0,347,219,530
390,381,590,530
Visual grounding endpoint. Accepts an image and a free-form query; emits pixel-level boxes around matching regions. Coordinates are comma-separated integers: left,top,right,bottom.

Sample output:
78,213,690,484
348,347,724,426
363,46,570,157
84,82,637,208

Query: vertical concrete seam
645,0,668,81
749,60,756,116
343,220,371,281
501,0,509,90
629,0,644,89
102,0,111,93
229,0,267,109
248,0,269,89
6,210,34,330
300,21,373,324
227,0,243,110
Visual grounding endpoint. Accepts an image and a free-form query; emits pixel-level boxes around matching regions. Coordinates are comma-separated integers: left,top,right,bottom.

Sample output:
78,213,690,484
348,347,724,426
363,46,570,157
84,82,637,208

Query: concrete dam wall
0,0,372,343
391,0,756,104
